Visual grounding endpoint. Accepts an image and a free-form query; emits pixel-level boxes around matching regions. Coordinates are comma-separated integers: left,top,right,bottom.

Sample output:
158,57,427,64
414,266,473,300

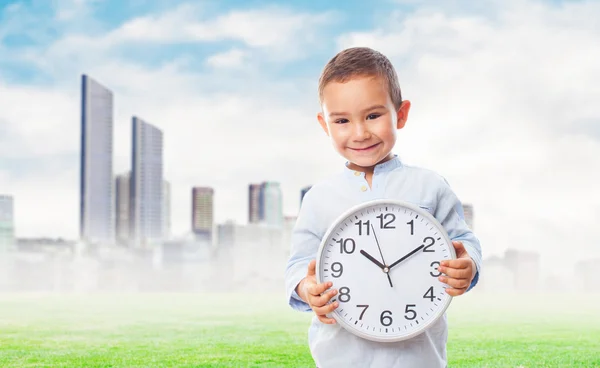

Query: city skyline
1,70,317,241
77,73,301,246
76,71,300,246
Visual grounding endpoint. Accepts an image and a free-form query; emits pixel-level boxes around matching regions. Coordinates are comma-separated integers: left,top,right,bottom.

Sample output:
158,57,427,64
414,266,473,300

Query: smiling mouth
350,143,380,151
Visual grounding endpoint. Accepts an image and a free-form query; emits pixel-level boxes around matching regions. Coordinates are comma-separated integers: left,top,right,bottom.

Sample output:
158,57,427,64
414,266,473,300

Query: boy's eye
335,118,349,124
367,113,381,120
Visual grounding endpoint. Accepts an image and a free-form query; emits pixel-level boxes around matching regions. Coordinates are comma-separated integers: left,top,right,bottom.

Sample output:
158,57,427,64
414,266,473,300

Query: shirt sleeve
434,177,483,291
284,189,322,312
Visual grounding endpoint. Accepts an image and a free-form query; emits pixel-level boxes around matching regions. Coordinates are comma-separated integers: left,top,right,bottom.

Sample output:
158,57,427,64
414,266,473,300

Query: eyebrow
328,105,387,117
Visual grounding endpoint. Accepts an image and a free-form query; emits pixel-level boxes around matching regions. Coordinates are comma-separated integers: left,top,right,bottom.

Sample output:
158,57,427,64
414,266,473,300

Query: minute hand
388,245,425,270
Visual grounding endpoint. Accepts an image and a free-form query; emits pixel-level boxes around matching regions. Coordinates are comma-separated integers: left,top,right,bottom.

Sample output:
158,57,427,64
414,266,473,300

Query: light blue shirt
284,155,482,367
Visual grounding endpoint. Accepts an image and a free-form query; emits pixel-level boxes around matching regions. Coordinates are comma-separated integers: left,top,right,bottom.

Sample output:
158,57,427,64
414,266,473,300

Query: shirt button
360,185,367,192
354,171,361,176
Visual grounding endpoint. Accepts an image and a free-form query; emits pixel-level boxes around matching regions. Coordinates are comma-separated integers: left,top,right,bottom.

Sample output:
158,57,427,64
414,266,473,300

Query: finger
440,259,469,269
308,281,333,296
439,276,470,290
309,288,338,307
306,259,316,277
438,265,471,279
450,241,469,258
451,240,465,252
313,300,339,316
317,314,337,324
444,286,467,297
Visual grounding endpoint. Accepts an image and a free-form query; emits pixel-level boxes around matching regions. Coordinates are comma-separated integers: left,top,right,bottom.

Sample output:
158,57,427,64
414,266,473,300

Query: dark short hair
318,47,402,109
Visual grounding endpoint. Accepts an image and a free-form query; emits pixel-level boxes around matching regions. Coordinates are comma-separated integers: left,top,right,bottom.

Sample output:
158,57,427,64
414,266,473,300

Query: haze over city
0,0,599,291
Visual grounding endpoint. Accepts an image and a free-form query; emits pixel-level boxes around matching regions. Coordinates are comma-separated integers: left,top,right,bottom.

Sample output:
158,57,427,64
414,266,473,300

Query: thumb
306,259,316,277
452,241,468,258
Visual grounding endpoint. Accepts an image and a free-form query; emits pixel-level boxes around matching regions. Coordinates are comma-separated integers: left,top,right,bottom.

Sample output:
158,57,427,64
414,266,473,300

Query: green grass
0,292,598,367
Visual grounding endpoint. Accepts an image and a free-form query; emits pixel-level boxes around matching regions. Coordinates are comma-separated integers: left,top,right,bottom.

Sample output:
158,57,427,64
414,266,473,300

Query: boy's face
318,75,411,171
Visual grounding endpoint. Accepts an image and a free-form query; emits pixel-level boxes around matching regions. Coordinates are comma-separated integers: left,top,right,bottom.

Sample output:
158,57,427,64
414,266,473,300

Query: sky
0,0,599,275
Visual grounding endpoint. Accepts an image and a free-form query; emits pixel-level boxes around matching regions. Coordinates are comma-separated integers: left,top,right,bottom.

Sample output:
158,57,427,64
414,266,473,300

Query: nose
352,121,371,141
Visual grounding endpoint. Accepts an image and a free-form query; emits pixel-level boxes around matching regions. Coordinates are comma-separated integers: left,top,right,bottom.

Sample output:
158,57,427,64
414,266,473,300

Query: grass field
0,292,598,367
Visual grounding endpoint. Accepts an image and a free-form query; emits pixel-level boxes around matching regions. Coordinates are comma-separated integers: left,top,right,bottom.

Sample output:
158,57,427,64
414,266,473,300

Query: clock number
357,304,369,320
336,238,356,254
407,220,414,235
430,261,442,277
423,237,435,252
331,262,343,278
339,287,351,303
423,286,435,302
376,213,396,229
354,220,370,236
404,304,417,320
380,310,393,326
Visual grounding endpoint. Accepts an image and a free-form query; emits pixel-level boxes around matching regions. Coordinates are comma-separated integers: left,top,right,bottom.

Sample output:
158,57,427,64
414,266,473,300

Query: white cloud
69,3,332,53
206,48,248,69
0,83,79,158
2,3,334,80
103,3,201,43
54,0,98,21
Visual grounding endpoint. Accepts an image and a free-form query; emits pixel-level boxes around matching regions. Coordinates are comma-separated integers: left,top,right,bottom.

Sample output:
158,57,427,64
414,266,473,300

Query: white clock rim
315,198,457,343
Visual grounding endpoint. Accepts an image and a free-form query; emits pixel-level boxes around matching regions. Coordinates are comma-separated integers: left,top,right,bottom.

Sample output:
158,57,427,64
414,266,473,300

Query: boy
284,47,482,367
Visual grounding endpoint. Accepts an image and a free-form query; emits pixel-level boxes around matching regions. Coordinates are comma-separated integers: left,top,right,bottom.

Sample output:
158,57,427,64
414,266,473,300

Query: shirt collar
343,154,402,177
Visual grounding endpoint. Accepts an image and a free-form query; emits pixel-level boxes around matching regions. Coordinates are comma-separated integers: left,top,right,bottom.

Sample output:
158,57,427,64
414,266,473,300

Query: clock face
316,199,456,342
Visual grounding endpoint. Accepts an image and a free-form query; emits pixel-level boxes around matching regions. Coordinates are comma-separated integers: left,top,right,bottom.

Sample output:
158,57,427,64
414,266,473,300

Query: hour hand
360,249,386,269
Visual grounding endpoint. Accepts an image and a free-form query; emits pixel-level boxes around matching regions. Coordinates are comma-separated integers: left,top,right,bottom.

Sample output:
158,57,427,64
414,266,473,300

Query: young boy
284,47,482,367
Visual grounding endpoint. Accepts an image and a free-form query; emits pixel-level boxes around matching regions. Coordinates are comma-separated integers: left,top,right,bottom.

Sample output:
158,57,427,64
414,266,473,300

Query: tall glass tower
115,171,131,245
79,74,114,245
0,195,15,251
261,182,283,228
192,187,214,244
248,184,262,224
130,117,163,247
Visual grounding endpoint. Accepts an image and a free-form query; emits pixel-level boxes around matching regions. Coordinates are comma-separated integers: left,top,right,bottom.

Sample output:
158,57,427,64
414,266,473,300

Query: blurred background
0,0,598,366
0,0,598,295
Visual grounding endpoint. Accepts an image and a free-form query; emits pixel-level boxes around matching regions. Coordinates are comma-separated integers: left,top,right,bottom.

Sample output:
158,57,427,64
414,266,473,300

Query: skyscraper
248,184,262,224
300,185,312,207
249,182,283,227
0,195,15,251
115,172,130,245
192,187,214,244
261,182,283,228
79,74,114,244
130,117,163,247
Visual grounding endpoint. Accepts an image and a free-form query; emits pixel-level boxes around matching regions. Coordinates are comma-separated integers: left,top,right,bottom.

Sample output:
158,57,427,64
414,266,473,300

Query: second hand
370,223,393,288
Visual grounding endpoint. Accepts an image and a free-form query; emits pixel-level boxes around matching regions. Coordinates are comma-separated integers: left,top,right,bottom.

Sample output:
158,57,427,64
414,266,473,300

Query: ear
317,112,330,136
396,100,411,130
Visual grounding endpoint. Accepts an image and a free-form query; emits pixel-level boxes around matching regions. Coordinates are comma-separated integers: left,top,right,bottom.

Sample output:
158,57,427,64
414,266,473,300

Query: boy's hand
297,259,339,324
437,241,476,296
